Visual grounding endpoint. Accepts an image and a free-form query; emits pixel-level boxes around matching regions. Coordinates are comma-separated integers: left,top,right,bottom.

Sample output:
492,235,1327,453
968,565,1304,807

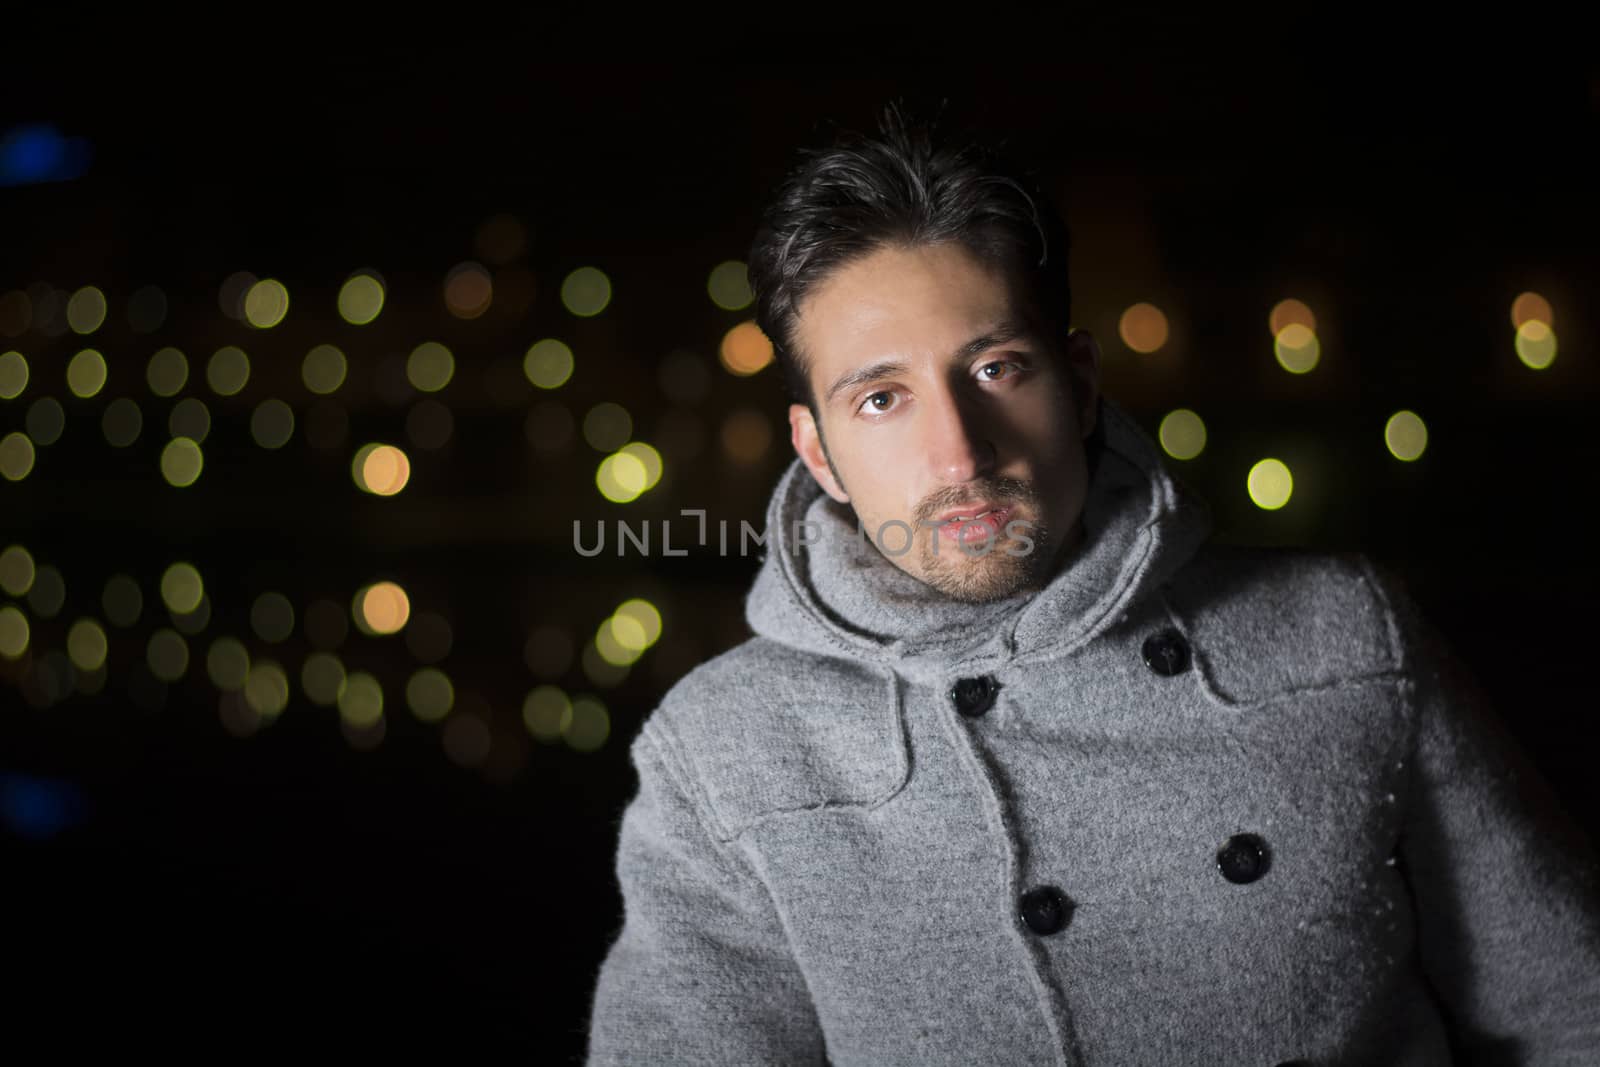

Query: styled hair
747,99,1073,414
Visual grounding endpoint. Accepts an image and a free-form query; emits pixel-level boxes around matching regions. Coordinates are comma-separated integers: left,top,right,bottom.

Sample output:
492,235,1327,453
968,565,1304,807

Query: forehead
795,241,1028,369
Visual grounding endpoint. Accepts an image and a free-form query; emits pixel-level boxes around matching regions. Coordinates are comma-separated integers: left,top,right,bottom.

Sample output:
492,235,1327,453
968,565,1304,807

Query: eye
978,360,1021,382
857,390,897,416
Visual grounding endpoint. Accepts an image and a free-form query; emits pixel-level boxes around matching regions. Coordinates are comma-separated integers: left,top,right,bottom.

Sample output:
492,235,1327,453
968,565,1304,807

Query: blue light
0,771,91,839
0,123,93,187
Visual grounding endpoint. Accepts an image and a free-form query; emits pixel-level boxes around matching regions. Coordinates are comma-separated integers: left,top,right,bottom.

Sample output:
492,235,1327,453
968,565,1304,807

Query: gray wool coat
585,395,1600,1066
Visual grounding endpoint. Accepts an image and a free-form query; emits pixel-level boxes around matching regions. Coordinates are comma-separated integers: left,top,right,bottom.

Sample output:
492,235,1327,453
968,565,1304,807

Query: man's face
788,240,1101,603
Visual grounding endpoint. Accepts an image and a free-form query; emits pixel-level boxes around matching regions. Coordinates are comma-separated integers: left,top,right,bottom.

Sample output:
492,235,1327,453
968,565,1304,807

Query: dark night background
2,18,1597,1060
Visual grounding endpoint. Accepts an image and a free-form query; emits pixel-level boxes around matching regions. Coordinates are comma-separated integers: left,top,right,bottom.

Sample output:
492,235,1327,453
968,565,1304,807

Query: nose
923,380,996,484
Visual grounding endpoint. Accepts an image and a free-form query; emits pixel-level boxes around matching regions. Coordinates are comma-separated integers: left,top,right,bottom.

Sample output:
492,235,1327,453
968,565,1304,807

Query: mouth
934,504,1015,543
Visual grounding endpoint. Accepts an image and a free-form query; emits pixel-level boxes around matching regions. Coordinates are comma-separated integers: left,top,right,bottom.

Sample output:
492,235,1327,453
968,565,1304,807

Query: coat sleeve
1372,562,1600,1063
585,715,828,1066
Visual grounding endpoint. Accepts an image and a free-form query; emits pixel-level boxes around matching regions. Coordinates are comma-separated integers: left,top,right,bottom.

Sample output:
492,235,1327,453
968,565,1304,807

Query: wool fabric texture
586,394,1600,1066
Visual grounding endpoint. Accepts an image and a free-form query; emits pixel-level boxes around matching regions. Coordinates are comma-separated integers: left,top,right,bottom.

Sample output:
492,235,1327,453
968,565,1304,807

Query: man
584,103,1600,1065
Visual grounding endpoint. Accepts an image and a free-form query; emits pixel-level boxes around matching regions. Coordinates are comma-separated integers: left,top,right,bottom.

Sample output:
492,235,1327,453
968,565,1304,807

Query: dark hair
747,99,1073,414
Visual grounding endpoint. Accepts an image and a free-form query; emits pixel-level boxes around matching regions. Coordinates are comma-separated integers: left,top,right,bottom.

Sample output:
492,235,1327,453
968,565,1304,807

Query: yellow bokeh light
146,629,189,681
618,441,662,490
1273,324,1320,374
560,266,612,317
595,621,642,666
1510,291,1552,330
161,436,204,487
0,431,35,481
523,339,574,389
566,695,610,752
1385,410,1428,462
1269,298,1316,337
614,599,662,647
407,342,455,392
207,636,251,691
0,350,27,399
1118,302,1169,354
707,260,754,311
1158,409,1207,460
406,667,455,723
357,581,411,635
244,660,291,717
66,349,108,398
244,279,290,328
583,402,632,452
302,344,347,394
207,346,251,396
67,617,109,671
0,605,29,659
1247,458,1294,510
596,452,647,503
352,443,411,496
160,562,205,614
522,685,571,741
67,286,108,334
0,544,35,596
338,671,384,726
1514,320,1557,370
719,320,773,375
338,272,385,325
301,652,346,706
147,347,188,397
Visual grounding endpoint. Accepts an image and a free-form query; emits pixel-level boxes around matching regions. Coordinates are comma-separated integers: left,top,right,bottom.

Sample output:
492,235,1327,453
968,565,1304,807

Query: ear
789,403,850,504
1063,327,1103,437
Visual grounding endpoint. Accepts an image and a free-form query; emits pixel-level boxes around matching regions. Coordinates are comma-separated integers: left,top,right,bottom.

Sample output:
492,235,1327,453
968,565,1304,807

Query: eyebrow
822,318,1035,407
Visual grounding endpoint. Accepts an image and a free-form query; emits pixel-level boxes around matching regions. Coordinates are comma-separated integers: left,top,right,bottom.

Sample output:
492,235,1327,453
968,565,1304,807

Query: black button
949,675,999,718
1018,885,1072,935
1216,833,1271,884
1141,628,1190,676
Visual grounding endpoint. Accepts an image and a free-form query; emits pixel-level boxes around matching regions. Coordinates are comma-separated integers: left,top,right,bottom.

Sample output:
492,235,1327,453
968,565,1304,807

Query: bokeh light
0,606,30,660
1385,410,1428,461
218,271,257,320
1118,302,1169,354
101,398,143,447
338,672,384,727
66,349,107,398
560,266,611,317
406,668,455,723
583,402,632,452
302,344,347,394
720,408,772,464
244,660,291,718
66,286,107,334
524,339,574,389
206,637,251,691
160,563,204,614
0,545,36,596
1273,323,1320,374
352,443,411,495
207,346,251,396
243,278,290,328
1269,298,1317,336
719,320,773,375
566,695,610,752
1514,320,1557,370
146,629,189,681
444,262,493,319
67,618,109,671
168,397,210,443
301,652,346,705
596,451,649,503
250,399,295,449
707,261,754,311
147,347,188,396
1158,408,1207,460
0,432,35,481
102,575,143,627
1510,291,1552,330
522,685,571,741
407,342,454,392
338,272,385,325
160,437,204,487
0,350,27,399
251,592,296,643
355,581,410,635
26,397,65,445
1247,458,1294,510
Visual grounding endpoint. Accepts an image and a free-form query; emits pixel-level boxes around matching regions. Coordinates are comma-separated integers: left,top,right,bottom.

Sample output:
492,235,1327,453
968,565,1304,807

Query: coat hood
744,394,1215,684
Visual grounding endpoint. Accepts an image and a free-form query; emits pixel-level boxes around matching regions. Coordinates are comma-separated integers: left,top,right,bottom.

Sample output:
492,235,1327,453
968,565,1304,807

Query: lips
935,502,1007,526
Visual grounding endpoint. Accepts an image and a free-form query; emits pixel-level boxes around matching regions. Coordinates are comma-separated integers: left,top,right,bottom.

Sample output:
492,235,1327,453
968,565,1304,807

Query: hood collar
744,395,1214,685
